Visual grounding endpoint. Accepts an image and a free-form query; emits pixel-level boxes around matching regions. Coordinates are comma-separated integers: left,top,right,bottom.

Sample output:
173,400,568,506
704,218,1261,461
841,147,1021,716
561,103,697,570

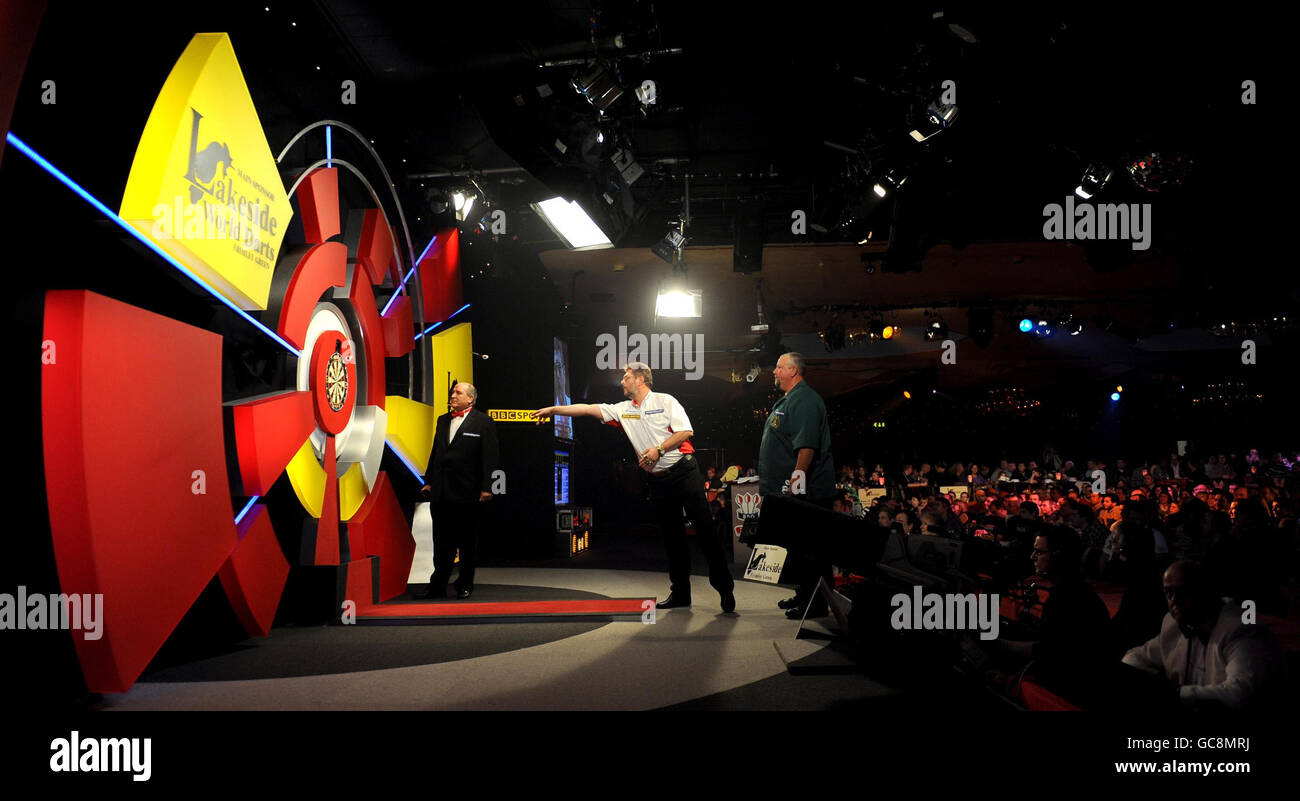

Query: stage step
356,597,655,623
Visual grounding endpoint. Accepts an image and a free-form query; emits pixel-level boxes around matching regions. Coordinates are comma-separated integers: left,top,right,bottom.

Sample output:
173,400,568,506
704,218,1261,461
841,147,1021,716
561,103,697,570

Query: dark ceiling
8,1,1294,409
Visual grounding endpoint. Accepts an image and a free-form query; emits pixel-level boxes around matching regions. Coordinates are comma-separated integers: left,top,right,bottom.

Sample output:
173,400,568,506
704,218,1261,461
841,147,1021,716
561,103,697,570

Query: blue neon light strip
325,125,332,167
378,235,434,317
385,440,426,482
5,132,301,357
414,234,438,266
413,303,470,340
234,496,261,525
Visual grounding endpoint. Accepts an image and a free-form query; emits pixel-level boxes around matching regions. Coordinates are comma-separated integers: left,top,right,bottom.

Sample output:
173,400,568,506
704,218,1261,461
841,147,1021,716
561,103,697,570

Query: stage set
4,6,1295,729
4,18,884,714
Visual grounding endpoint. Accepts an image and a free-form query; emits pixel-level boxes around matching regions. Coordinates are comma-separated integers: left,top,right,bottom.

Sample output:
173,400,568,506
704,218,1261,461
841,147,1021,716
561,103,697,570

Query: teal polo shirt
759,380,835,499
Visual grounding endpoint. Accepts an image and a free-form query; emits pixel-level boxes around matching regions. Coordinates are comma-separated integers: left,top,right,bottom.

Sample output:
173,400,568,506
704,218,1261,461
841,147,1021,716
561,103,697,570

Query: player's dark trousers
429,500,481,593
648,457,734,599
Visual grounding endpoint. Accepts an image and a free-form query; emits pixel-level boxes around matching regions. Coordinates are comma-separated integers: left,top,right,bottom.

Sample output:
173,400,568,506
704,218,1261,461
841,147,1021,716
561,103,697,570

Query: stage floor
94,567,865,711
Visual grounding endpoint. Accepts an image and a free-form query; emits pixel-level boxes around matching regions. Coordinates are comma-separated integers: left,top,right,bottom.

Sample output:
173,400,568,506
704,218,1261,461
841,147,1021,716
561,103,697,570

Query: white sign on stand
743,544,787,584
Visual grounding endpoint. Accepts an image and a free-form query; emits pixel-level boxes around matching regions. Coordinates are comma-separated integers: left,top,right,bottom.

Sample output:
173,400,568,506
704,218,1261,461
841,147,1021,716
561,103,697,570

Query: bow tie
451,409,469,418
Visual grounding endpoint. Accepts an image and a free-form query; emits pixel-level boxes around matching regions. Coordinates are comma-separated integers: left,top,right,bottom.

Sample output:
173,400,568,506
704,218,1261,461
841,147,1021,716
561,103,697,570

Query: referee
534,362,736,612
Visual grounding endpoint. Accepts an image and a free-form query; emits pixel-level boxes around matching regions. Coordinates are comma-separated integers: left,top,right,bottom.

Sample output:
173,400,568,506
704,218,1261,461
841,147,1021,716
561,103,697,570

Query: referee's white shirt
598,391,695,474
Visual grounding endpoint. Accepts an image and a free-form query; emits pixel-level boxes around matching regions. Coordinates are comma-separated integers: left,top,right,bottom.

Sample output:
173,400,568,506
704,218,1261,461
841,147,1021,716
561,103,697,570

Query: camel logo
184,109,233,205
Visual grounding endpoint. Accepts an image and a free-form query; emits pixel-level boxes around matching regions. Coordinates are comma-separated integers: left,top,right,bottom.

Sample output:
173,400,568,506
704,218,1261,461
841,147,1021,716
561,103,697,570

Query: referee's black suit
423,407,499,595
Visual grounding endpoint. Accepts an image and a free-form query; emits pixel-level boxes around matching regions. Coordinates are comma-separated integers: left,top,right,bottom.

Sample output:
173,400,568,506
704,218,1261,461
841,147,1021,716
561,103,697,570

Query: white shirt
448,412,466,443
598,390,694,474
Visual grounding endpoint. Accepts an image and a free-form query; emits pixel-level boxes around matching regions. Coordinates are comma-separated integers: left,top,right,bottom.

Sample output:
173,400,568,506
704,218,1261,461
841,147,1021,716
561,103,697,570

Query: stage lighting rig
925,318,949,341
651,226,686,264
1074,162,1113,199
872,169,908,198
909,99,959,143
571,61,623,111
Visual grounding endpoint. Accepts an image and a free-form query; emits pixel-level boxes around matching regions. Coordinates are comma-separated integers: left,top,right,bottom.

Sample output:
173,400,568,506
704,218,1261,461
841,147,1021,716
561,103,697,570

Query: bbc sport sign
489,409,545,422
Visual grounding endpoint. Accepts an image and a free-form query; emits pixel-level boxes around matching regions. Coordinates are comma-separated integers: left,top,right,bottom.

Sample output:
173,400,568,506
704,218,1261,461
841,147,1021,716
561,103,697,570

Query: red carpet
357,597,655,622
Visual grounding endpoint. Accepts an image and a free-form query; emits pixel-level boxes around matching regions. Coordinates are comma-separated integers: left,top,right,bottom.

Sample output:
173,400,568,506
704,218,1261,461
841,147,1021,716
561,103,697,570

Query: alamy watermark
1043,196,1151,251
50,731,151,781
1,586,103,640
595,325,704,380
890,585,1000,640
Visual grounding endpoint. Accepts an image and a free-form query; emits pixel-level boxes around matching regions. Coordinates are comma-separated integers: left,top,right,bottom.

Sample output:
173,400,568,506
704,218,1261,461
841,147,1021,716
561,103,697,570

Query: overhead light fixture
873,169,908,198
1019,318,1034,333
925,319,949,341
655,287,702,318
571,62,623,111
531,197,613,249
1074,162,1113,199
881,325,896,340
651,228,686,264
453,191,477,221
910,100,959,142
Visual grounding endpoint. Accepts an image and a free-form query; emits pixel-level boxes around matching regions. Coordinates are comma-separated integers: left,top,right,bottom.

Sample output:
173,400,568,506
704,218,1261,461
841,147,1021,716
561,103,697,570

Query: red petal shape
231,390,314,495
218,504,288,637
42,290,237,693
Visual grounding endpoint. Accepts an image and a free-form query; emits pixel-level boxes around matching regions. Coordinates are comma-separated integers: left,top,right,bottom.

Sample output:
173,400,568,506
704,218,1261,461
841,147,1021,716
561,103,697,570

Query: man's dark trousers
429,500,482,594
648,457,734,600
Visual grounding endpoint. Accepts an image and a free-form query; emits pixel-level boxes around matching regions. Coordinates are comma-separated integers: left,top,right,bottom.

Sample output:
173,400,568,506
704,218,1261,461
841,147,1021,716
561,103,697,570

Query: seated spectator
1107,522,1167,654
894,510,917,535
919,511,942,535
1097,494,1122,527
1122,560,1283,710
988,526,1112,707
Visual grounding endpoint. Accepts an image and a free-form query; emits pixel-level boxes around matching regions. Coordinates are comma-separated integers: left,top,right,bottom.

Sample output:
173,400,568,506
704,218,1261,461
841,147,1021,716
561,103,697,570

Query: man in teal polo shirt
759,352,837,617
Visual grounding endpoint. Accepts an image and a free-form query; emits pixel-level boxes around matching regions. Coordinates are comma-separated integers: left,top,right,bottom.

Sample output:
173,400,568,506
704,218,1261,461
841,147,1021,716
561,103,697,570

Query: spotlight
903,390,912,399
881,325,896,340
925,319,948,341
571,62,623,111
651,228,686,264
1032,319,1054,338
1115,385,1123,393
655,273,701,317
745,363,761,383
872,169,908,198
1074,162,1113,199
1110,392,1121,402
909,100,959,143
1019,318,1034,333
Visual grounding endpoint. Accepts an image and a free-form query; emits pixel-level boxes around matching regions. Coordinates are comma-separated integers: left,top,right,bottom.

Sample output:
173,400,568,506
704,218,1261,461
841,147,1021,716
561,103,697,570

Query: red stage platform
357,597,655,623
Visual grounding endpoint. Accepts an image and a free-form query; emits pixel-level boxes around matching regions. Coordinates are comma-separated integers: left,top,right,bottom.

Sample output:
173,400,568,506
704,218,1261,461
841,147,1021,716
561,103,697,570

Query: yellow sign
489,409,546,422
120,33,292,310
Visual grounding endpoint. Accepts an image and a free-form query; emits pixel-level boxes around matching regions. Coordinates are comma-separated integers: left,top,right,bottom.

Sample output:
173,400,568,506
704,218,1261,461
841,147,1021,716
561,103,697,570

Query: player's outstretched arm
533,403,603,420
